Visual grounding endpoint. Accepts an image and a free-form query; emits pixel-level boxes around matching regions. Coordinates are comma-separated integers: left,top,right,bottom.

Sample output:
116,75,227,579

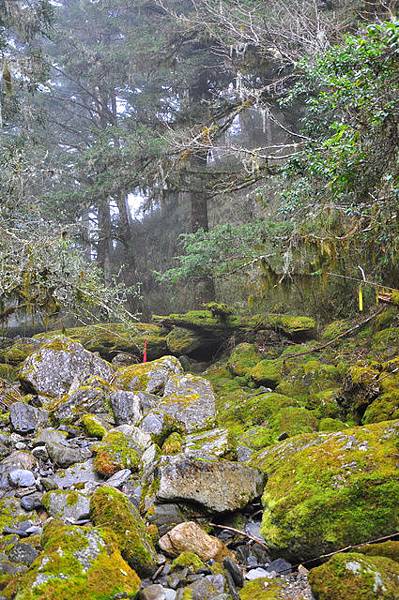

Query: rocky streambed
0,309,398,599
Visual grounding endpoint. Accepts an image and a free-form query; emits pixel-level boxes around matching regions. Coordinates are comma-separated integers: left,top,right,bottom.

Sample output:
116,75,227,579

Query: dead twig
209,522,269,551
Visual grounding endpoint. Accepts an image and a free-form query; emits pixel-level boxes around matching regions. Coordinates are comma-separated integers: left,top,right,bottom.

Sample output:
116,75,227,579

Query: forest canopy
1,0,398,327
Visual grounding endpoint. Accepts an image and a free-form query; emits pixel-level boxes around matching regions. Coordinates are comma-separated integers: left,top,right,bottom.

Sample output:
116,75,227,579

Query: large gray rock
45,435,91,468
184,429,231,458
52,459,101,489
158,374,216,433
110,390,142,425
157,456,266,513
115,355,183,395
19,337,113,398
10,402,48,434
43,490,91,522
52,381,115,425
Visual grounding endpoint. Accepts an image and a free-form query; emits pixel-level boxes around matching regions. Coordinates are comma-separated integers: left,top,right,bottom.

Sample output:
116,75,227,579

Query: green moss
250,359,283,387
319,417,347,432
171,552,205,572
306,389,341,419
239,578,285,599
0,341,38,366
181,590,194,600
90,486,157,577
115,356,180,392
371,327,399,360
270,407,318,438
238,426,274,450
308,552,399,600
266,314,316,337
362,392,399,424
276,360,341,398
166,327,202,355
93,431,140,476
255,420,399,562
373,307,398,332
161,431,183,455
228,343,262,377
348,363,380,386
356,541,399,562
321,320,351,341
81,414,107,439
0,363,17,382
13,520,141,600
35,322,168,360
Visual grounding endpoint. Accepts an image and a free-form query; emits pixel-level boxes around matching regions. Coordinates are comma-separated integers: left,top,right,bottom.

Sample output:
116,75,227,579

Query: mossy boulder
228,343,262,377
166,327,203,356
161,431,183,455
270,407,318,438
276,359,342,399
93,431,140,477
356,541,399,562
19,337,113,398
318,417,347,432
239,578,285,599
50,377,115,425
306,389,341,419
250,359,283,387
321,319,351,341
115,355,182,394
34,322,168,360
309,552,399,600
371,327,399,360
254,420,399,562
362,392,399,425
242,392,299,426
81,414,107,439
90,486,157,576
266,314,316,339
0,339,40,366
0,363,17,382
171,551,205,572
337,363,381,422
12,520,141,600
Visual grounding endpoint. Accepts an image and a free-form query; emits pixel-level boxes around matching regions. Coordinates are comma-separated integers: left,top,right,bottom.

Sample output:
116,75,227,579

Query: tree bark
97,200,112,283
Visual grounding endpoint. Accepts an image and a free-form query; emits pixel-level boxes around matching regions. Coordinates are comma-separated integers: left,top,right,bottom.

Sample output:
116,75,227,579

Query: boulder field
0,308,398,598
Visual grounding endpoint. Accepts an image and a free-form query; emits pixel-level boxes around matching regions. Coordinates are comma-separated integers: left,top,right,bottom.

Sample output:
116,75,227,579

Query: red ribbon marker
143,339,148,363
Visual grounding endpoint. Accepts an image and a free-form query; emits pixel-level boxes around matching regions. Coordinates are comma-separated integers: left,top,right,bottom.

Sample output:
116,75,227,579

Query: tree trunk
97,200,112,283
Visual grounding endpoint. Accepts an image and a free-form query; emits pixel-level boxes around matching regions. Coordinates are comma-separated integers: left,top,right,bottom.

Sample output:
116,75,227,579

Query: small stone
104,469,132,488
245,567,270,580
32,446,49,461
265,558,292,575
8,543,39,565
223,557,243,587
15,442,26,450
8,470,36,488
40,477,58,491
139,584,169,600
159,521,229,561
24,526,42,535
277,432,289,441
20,493,43,511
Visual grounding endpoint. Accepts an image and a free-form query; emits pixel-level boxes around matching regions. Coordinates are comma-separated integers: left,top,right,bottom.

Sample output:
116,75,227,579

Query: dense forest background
1,0,398,330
